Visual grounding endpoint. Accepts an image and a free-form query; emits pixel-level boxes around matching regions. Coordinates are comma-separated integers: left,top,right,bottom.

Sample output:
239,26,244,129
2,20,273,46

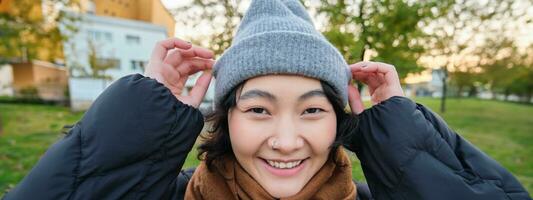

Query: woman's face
228,75,337,198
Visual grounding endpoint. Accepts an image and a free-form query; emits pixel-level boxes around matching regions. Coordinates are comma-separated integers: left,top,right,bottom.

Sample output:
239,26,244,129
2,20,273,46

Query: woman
3,0,530,200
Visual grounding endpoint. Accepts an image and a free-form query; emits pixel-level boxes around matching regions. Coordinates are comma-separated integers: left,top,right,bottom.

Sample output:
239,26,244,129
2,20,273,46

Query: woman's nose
273,118,304,153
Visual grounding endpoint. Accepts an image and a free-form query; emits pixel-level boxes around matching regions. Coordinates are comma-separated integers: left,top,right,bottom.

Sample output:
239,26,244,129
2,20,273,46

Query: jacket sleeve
343,96,531,200
2,74,204,200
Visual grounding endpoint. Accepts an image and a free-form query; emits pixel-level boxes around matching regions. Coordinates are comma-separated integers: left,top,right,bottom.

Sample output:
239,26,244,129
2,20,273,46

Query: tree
426,0,529,112
478,39,533,103
174,0,453,86
449,68,480,97
313,0,453,80
171,0,246,55
86,40,116,80
0,0,79,64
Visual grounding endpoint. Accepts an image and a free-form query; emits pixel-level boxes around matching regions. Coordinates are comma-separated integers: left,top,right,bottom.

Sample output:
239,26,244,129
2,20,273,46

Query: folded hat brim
214,31,351,105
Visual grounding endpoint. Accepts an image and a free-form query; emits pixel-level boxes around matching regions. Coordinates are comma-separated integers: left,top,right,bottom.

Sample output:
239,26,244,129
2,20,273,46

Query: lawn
0,97,532,196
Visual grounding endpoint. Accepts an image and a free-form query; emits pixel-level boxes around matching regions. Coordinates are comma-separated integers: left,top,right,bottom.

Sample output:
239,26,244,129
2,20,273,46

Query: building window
104,32,112,42
88,30,112,43
126,35,140,45
96,58,121,70
131,60,146,71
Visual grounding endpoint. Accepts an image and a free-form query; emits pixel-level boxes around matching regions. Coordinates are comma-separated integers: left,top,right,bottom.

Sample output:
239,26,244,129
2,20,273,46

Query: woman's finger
151,38,193,62
164,49,184,67
353,71,380,87
364,72,382,89
160,64,183,96
359,62,399,82
352,71,369,82
187,71,213,108
179,46,215,59
348,84,365,114
174,58,214,92
177,58,215,76
349,61,372,71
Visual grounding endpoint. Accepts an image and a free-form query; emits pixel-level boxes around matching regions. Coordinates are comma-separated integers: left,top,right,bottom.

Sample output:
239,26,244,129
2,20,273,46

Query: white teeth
266,159,303,169
280,162,286,168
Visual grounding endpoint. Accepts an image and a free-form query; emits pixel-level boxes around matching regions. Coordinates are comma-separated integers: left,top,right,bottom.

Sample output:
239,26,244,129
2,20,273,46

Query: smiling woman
3,0,530,199
182,0,362,198
194,75,358,198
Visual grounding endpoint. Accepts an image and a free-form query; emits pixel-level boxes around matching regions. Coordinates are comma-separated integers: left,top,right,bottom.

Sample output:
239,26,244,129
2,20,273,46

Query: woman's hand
145,38,215,108
347,61,405,114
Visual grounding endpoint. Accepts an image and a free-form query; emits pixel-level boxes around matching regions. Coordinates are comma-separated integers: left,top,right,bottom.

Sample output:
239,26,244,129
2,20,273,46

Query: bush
18,87,39,99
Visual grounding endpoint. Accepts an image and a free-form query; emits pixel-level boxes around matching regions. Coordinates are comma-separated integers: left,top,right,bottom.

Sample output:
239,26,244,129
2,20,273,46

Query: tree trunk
0,115,3,135
504,89,510,101
468,86,477,97
440,67,448,113
356,0,367,94
526,91,533,104
457,86,464,98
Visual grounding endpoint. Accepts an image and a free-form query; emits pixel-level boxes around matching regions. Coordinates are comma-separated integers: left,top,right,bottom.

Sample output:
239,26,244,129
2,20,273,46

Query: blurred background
0,0,532,196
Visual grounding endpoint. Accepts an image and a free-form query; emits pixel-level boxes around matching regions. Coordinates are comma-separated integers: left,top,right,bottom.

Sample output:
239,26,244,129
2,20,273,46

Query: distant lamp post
0,115,3,135
440,66,448,113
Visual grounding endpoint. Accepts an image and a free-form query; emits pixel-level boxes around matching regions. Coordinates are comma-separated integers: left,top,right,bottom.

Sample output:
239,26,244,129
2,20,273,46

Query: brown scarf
185,147,356,200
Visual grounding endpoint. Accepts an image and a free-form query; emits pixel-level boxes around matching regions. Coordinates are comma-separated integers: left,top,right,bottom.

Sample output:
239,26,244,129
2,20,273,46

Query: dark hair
198,80,359,170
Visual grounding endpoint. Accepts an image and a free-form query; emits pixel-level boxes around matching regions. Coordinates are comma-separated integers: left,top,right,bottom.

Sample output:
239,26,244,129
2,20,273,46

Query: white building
0,64,14,96
405,68,446,98
63,13,168,110
62,13,216,111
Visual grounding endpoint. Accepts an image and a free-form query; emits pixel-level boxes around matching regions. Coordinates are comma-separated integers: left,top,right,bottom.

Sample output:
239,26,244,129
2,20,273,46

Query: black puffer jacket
2,74,530,200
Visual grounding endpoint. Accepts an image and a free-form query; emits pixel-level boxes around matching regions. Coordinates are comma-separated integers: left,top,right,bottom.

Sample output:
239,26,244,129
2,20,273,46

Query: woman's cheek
229,114,272,155
300,117,337,151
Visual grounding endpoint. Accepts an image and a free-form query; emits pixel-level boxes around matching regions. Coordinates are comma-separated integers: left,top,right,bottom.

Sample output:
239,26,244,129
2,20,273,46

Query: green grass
0,104,84,194
0,98,532,195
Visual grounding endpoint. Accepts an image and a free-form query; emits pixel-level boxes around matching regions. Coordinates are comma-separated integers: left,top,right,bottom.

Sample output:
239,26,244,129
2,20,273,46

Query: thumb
187,71,213,108
348,84,365,114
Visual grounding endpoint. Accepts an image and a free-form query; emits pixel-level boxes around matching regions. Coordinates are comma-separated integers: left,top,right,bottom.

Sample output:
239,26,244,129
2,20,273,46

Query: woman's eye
303,108,324,114
248,107,268,114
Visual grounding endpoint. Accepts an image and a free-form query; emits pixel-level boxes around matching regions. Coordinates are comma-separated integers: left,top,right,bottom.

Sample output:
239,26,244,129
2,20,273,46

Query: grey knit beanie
213,0,351,105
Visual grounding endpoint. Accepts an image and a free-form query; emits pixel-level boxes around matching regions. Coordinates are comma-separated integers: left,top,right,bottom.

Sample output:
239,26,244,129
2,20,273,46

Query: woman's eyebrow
238,89,276,101
298,89,325,101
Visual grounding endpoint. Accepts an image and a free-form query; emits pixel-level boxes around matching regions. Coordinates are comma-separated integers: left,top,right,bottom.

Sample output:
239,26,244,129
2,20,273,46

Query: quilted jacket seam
66,123,83,200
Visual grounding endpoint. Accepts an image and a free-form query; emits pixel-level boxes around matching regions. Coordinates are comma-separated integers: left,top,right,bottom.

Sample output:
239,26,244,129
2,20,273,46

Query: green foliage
173,0,452,80
86,40,115,80
173,0,533,105
172,0,245,55
313,0,453,79
18,87,39,99
474,38,533,102
449,69,481,97
0,0,79,63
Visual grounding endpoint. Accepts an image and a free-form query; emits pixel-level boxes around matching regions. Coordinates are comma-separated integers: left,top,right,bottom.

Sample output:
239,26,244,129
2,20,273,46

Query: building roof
81,13,167,33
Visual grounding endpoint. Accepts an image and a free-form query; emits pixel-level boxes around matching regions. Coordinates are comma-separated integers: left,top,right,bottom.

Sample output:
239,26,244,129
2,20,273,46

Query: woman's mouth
266,160,303,169
260,158,308,177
